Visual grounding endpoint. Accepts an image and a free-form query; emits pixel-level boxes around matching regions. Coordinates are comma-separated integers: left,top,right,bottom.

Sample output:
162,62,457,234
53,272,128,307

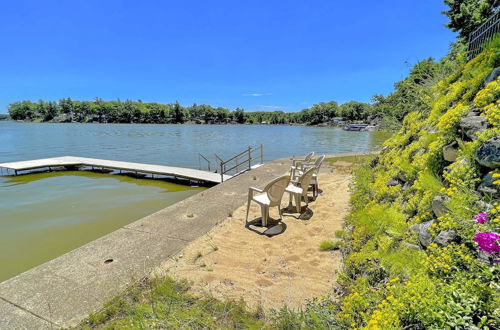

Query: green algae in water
0,171,205,282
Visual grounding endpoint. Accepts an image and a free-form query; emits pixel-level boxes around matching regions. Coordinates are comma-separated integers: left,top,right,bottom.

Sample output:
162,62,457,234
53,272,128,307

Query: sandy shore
158,163,351,311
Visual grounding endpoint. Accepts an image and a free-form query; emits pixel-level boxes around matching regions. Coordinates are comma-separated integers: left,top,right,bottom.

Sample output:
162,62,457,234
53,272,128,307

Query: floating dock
0,156,230,184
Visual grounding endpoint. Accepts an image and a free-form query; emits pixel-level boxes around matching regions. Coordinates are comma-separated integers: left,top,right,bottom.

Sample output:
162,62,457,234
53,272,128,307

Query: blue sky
0,0,456,114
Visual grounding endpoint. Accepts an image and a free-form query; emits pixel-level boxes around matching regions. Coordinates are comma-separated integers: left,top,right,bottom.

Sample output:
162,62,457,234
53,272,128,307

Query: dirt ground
158,164,352,311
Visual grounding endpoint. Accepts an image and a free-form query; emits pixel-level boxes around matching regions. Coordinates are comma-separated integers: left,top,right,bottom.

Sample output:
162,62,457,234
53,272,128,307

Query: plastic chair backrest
298,167,316,196
314,155,326,172
265,175,291,206
305,152,315,162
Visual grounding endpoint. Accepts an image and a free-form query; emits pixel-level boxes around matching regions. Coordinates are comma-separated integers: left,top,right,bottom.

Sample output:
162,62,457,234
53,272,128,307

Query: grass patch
77,276,264,329
193,251,203,263
334,229,345,238
319,240,343,251
326,154,378,173
209,242,219,251
326,153,377,165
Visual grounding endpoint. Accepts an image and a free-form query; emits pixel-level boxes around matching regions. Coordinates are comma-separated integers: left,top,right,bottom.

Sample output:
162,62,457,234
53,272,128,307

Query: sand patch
159,165,351,311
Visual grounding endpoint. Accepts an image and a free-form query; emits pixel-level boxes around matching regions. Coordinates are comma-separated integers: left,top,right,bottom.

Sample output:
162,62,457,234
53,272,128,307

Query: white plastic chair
246,175,291,226
285,166,316,213
291,155,326,198
292,152,314,168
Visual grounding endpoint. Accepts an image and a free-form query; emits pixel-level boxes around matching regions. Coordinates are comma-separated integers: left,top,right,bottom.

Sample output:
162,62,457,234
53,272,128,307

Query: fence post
248,146,251,170
220,162,224,182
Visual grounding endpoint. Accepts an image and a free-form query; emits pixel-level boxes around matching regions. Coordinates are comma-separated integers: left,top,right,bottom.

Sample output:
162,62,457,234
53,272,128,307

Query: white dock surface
0,156,230,183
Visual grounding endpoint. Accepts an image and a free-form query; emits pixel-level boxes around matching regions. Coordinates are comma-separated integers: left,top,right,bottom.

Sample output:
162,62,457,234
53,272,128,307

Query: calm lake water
0,122,390,166
0,122,390,282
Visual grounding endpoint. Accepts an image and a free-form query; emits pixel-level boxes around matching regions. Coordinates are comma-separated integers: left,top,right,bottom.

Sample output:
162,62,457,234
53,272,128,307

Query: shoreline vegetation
6,99,381,128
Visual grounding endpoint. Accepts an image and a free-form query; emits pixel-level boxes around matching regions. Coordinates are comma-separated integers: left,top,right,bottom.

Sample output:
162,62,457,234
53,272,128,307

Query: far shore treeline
7,98,375,126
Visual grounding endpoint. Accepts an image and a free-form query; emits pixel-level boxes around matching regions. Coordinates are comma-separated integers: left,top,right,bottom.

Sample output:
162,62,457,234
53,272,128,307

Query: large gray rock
476,200,494,212
484,67,500,85
434,230,458,247
432,195,450,218
418,220,435,247
459,116,489,140
443,141,459,162
476,136,500,168
409,223,421,233
478,173,500,198
404,242,422,250
466,109,480,117
387,178,401,186
478,250,492,263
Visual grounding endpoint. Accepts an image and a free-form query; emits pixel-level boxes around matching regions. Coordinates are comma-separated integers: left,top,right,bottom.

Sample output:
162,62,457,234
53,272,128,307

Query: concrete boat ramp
0,156,230,184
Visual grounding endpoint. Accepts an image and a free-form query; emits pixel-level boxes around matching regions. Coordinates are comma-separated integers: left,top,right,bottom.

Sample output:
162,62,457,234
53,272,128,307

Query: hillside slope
337,37,500,328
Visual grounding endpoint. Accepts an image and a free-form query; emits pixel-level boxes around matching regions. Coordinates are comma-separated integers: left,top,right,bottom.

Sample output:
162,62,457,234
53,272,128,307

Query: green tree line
8,98,378,125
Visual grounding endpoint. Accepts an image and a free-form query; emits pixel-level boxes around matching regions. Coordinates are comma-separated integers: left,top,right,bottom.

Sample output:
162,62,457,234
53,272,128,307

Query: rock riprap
443,141,459,162
459,116,489,140
475,136,500,168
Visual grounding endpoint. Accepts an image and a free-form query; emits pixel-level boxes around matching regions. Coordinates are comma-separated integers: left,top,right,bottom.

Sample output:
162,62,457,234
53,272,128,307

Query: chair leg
278,205,282,220
294,194,301,213
246,195,252,222
287,192,293,209
261,205,269,227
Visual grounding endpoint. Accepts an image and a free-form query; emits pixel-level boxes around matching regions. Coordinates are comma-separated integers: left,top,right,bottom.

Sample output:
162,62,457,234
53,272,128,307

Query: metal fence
468,10,500,60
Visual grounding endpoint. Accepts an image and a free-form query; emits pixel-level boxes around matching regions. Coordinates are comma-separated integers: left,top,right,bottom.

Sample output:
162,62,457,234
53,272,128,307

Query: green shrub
319,240,343,251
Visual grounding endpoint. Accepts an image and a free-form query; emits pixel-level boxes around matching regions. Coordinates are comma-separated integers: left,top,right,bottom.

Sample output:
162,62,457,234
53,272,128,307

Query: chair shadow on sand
281,204,314,220
245,218,288,237
245,202,315,236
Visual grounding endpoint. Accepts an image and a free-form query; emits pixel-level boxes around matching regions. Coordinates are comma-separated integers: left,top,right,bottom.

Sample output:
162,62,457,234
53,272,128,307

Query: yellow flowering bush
333,36,500,329
437,102,469,133
484,100,500,127
442,158,481,192
474,77,500,108
422,243,475,277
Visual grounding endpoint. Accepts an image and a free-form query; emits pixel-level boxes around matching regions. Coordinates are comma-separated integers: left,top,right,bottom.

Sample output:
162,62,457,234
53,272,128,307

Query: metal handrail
224,156,262,173
223,148,252,164
217,144,264,182
198,153,211,171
